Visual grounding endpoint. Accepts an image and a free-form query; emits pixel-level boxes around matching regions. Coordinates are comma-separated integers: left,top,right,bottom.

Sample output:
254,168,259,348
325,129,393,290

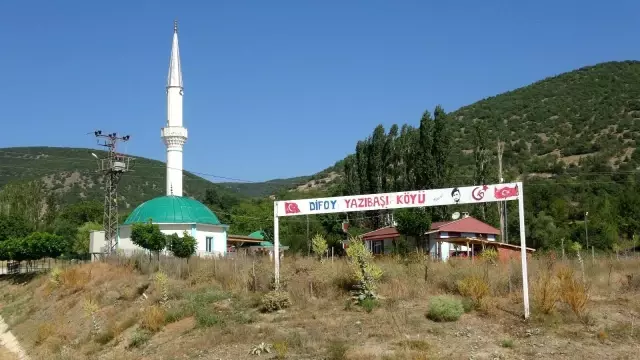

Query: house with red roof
360,214,534,261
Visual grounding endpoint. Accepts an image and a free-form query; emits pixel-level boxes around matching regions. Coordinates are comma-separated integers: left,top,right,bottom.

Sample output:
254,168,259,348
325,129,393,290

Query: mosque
115,21,230,256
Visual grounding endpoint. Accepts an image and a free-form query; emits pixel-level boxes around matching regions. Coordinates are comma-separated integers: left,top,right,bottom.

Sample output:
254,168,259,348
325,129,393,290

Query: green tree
0,214,33,242
73,222,103,255
417,110,434,190
432,105,451,189
168,231,197,260
131,222,167,261
394,208,431,249
472,121,491,220
311,233,328,261
0,180,47,228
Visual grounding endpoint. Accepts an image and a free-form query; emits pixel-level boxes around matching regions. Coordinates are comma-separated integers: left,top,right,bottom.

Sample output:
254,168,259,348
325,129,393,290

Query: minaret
161,20,188,197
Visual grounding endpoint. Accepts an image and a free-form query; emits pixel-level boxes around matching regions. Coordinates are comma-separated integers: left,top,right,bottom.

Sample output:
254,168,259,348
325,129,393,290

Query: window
206,237,213,252
372,240,384,255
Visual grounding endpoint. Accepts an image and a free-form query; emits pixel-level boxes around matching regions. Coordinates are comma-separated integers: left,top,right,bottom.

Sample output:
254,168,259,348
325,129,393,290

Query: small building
227,230,289,259
427,216,500,261
360,215,535,261
117,196,228,256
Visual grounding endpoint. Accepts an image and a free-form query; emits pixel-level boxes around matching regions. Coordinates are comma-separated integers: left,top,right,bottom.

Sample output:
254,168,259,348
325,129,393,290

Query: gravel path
0,315,28,360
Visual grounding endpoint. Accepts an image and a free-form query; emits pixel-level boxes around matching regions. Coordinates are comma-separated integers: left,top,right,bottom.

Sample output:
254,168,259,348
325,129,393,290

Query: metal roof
123,196,222,225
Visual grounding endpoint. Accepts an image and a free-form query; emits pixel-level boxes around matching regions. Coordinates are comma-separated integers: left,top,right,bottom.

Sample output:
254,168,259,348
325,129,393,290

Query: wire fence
0,258,91,275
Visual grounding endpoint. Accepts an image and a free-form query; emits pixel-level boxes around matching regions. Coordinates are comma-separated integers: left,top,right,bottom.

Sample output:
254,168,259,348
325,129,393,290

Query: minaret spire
161,21,188,197
167,19,183,89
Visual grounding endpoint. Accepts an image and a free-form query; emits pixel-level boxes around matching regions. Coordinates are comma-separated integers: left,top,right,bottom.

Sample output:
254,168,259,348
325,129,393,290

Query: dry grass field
0,251,639,360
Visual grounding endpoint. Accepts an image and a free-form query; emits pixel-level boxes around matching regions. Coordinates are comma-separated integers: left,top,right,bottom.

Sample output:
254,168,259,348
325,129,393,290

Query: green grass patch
426,295,464,322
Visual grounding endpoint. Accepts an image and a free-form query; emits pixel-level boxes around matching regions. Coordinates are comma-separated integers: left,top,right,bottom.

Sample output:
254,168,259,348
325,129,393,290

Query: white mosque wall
194,224,227,256
117,223,227,256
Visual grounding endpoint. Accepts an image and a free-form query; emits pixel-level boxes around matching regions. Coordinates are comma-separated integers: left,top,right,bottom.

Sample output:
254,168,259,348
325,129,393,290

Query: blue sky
1,0,639,182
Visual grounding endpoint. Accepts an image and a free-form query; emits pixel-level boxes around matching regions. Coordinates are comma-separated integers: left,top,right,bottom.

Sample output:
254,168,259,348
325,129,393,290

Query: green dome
248,230,266,240
124,196,221,225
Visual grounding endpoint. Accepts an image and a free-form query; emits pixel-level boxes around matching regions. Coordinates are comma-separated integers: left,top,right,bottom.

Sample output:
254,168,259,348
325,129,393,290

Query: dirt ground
0,256,638,360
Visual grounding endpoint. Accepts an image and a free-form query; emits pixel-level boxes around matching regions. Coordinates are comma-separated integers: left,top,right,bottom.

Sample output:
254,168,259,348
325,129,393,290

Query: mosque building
115,21,229,256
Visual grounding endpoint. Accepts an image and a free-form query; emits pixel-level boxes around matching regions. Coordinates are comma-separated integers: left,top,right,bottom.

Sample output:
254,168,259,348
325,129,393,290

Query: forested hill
328,61,640,186
0,147,256,209
334,61,640,251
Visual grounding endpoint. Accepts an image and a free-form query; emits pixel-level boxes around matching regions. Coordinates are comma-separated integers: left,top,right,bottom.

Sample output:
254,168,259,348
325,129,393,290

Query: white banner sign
275,182,521,217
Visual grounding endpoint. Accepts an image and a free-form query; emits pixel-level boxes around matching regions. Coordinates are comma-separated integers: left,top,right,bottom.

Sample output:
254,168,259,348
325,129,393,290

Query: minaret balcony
161,126,188,139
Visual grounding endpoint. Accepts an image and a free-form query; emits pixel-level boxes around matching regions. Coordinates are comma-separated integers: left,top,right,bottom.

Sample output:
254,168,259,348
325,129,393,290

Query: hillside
1,254,640,359
449,60,640,174
302,61,640,193
0,147,245,209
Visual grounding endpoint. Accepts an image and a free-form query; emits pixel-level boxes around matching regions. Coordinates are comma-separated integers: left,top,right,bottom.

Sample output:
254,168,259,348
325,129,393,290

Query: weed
426,296,464,322
261,290,292,312
457,274,489,309
95,328,115,345
195,309,222,327
249,342,271,355
557,266,589,319
127,329,151,349
327,339,348,360
500,339,514,348
358,297,379,313
273,341,288,359
394,339,430,351
140,305,166,332
597,329,608,343
82,298,101,335
154,271,169,308
461,297,475,313
532,271,560,314
35,322,55,345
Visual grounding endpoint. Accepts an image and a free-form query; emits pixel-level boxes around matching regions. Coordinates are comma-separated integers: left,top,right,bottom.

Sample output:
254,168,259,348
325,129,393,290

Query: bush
456,275,490,309
140,305,166,332
532,271,560,314
426,296,464,322
557,266,589,319
261,290,292,312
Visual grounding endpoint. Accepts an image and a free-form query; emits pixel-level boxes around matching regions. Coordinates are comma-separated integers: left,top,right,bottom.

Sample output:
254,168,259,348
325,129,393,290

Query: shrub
557,266,589,319
272,341,288,359
327,340,349,360
456,275,490,309
128,330,151,349
195,310,222,327
261,290,292,312
346,237,383,302
312,233,328,261
426,296,464,322
532,271,560,314
140,305,166,332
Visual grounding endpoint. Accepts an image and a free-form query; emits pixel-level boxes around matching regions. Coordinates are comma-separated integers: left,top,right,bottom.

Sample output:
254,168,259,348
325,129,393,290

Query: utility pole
497,140,505,243
93,130,133,254
585,211,589,249
306,215,310,256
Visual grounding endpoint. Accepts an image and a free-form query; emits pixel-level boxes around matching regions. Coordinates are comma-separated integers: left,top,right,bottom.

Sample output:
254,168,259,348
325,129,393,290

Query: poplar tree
418,110,435,190
473,121,491,220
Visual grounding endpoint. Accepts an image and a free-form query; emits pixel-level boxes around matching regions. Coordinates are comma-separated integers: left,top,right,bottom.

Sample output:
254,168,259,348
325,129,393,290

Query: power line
1,150,638,186
0,150,260,183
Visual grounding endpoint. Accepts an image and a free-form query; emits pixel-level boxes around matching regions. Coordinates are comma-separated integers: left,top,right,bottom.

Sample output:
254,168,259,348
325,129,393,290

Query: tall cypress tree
355,140,369,195
432,105,450,189
473,121,491,220
370,125,386,194
418,110,434,190
385,124,399,192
